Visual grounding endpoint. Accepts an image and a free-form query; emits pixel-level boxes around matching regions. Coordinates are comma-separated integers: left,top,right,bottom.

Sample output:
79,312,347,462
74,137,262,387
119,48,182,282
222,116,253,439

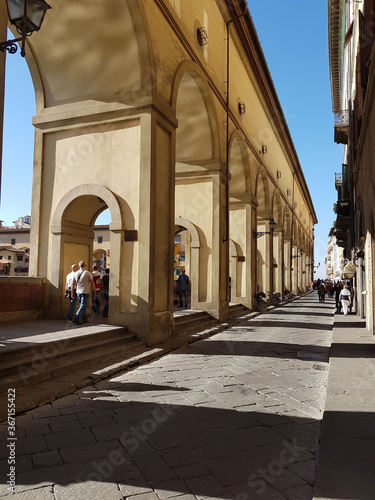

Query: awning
342,261,357,278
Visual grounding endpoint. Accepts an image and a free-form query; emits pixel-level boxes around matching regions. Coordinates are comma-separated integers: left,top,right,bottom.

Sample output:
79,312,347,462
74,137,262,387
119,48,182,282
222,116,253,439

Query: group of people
315,279,354,316
65,261,110,324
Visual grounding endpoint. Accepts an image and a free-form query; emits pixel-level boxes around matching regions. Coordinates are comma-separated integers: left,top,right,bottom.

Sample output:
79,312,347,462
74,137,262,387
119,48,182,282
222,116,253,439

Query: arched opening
271,191,284,295
283,207,292,290
50,184,125,322
228,135,251,304
93,208,111,272
174,217,201,311
255,169,271,294
173,66,219,313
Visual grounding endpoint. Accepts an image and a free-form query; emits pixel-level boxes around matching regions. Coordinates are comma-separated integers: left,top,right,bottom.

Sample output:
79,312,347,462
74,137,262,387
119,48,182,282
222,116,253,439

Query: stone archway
172,63,227,319
50,184,124,321
174,216,200,309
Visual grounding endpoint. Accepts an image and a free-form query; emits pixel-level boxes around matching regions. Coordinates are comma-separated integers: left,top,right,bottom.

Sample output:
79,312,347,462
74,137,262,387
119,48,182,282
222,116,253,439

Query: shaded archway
255,168,272,295
173,63,223,316
228,133,252,306
174,216,201,309
50,184,125,321
271,191,284,295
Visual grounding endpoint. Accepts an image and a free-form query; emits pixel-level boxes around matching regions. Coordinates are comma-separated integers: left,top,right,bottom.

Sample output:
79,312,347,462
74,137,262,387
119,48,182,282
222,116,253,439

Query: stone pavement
0,293,371,499
313,308,375,499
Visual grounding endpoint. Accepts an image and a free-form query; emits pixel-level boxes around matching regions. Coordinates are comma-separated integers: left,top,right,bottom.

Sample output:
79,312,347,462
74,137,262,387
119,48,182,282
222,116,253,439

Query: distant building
12,216,31,229
0,216,109,275
328,0,374,324
327,228,343,281
0,246,29,276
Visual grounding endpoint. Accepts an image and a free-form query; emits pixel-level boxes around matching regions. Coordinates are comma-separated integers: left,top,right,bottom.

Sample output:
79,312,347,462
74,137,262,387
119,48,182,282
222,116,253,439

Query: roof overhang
328,0,343,112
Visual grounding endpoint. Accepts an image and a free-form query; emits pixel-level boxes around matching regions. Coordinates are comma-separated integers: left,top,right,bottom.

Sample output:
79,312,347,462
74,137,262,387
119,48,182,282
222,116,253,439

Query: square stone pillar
137,111,176,345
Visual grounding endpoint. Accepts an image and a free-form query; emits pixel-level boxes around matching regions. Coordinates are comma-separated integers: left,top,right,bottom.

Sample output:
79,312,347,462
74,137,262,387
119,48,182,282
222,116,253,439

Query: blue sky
249,0,343,271
0,2,341,272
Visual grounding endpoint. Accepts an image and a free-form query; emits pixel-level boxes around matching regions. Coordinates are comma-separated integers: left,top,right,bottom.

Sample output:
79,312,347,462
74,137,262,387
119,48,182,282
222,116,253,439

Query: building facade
1,1,317,344
328,0,375,328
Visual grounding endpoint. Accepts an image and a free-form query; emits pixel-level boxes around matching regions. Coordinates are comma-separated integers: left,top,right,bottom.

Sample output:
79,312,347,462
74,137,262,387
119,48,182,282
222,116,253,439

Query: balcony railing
335,173,342,187
334,110,349,144
334,110,349,125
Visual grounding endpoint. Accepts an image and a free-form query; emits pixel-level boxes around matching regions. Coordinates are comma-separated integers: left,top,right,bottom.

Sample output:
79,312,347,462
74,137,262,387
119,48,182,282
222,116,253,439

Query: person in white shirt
71,261,96,324
66,264,78,322
339,285,351,316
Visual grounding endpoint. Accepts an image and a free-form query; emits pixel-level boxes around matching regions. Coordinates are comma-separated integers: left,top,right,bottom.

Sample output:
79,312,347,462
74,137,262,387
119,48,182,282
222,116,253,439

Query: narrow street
0,293,372,499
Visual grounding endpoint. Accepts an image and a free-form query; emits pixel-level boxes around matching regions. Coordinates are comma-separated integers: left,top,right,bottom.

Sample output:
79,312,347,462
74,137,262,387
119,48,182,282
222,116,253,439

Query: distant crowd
311,279,354,315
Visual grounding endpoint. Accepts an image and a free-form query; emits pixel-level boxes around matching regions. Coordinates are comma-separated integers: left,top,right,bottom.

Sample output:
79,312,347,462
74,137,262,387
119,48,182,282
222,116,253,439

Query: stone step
229,303,251,319
174,311,219,336
0,328,137,392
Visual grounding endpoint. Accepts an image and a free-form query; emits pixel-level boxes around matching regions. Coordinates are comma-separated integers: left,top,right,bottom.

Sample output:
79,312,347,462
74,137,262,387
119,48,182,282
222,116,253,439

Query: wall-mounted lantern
253,218,276,239
197,27,208,46
238,102,246,115
0,0,51,57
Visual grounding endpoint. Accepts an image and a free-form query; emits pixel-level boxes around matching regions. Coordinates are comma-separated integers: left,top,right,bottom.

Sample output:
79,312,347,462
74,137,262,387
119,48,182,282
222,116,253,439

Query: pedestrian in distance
91,265,101,314
71,261,97,324
334,281,343,313
66,264,78,322
339,284,351,316
177,269,189,308
102,268,110,318
318,282,326,303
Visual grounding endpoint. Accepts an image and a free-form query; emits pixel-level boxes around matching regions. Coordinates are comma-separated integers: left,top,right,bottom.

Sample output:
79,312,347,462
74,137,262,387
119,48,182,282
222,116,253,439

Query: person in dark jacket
177,269,189,308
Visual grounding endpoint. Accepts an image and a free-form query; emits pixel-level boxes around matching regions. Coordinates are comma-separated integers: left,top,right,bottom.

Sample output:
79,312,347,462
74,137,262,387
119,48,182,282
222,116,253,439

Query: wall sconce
0,0,51,57
197,27,208,46
238,102,246,115
306,261,320,268
291,248,303,259
277,171,281,179
253,218,276,238
260,145,268,154
287,189,291,196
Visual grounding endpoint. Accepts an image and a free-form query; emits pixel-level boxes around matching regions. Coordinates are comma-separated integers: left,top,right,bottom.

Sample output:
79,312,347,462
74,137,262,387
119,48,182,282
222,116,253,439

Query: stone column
138,111,176,345
291,246,298,294
250,202,258,308
211,170,229,322
284,238,291,291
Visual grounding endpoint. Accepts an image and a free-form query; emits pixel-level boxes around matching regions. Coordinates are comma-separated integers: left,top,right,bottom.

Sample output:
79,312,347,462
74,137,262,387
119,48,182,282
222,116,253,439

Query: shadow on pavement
247,320,333,332
0,391,321,499
177,340,329,361
331,321,367,329
314,411,375,499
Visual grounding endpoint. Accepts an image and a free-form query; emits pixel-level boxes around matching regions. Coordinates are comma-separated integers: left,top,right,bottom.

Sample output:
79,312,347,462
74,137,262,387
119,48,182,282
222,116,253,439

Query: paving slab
1,293,372,499
313,310,375,500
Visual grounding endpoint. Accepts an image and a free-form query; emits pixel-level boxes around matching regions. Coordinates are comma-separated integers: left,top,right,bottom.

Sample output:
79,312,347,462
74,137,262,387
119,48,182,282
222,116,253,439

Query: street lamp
291,248,303,259
0,0,51,57
253,218,277,239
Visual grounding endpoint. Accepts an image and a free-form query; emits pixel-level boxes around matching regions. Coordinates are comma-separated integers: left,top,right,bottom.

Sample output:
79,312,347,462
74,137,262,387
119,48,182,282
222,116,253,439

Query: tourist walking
339,284,351,316
318,282,326,303
71,261,96,324
66,264,78,322
177,269,189,308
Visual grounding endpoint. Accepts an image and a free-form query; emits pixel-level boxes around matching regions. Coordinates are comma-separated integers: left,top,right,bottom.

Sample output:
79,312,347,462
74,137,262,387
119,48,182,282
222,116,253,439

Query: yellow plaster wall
175,178,213,302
